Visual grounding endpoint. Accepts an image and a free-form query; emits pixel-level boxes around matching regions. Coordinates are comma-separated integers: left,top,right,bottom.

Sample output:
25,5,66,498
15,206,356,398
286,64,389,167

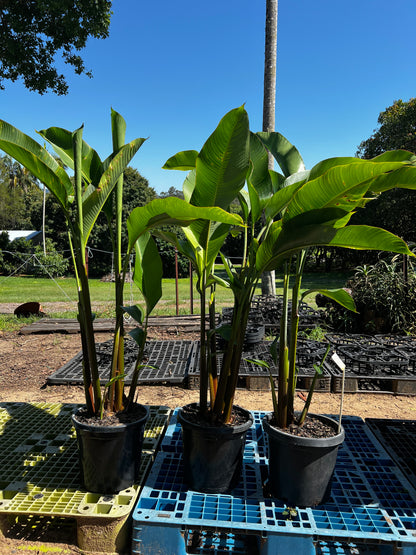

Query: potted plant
0,111,243,494
161,106,416,496
0,111,159,493
245,133,416,507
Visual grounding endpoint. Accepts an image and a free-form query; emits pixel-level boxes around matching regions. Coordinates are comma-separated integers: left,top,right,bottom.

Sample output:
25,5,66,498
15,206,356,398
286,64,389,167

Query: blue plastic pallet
132,411,416,554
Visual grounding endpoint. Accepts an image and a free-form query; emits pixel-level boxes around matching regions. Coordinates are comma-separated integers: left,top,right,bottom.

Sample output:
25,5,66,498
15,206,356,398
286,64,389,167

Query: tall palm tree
261,0,278,296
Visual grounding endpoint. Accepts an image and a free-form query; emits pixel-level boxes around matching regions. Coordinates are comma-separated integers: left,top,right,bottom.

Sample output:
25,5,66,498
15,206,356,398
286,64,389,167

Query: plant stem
277,260,290,427
199,274,208,414
208,284,218,403
73,127,101,416
287,251,306,424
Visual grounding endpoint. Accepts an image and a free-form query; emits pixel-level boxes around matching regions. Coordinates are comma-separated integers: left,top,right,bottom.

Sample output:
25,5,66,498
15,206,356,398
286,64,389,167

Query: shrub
323,256,416,334
26,239,69,277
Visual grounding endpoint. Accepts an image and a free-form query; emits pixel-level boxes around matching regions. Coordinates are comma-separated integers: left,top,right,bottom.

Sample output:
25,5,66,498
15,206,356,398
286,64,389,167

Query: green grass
0,271,352,331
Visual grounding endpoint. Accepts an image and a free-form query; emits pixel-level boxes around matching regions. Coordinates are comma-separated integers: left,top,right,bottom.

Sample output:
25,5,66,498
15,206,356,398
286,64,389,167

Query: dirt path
1,327,416,553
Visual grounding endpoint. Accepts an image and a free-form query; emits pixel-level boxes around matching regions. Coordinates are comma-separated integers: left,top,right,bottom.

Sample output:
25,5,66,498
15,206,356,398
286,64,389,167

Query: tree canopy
351,98,416,260
356,98,416,158
0,155,43,229
0,0,112,95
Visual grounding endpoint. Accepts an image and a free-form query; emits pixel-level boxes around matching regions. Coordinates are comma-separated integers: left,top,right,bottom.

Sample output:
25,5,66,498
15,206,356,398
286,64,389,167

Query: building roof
0,230,42,242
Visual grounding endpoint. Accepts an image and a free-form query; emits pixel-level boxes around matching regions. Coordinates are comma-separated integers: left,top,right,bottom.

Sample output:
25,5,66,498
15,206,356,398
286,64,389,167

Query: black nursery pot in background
178,403,253,494
262,413,344,507
72,405,149,494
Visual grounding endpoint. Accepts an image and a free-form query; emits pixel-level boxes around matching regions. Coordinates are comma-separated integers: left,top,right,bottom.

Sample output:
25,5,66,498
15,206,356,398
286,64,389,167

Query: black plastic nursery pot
178,403,254,494
72,404,149,494
262,413,344,507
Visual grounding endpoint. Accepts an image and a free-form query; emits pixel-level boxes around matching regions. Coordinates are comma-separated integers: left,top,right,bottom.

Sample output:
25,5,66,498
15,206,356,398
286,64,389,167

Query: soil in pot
72,403,149,494
178,403,253,494
263,413,344,507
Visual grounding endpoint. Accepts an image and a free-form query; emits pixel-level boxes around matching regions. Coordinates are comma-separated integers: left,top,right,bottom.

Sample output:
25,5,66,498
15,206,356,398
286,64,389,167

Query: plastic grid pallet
186,342,274,390
133,410,416,554
334,345,410,374
327,343,416,394
326,334,382,347
366,419,416,491
47,340,196,385
187,341,332,392
0,402,170,518
316,540,395,554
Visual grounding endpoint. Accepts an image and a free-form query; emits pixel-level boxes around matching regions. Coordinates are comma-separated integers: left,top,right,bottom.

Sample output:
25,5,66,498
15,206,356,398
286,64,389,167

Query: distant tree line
2,98,416,278
0,157,189,278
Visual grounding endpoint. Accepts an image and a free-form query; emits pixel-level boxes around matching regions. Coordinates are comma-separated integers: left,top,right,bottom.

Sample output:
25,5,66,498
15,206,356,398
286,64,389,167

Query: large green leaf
38,126,103,186
256,131,305,177
191,106,250,209
366,165,416,193
82,138,145,242
163,150,199,170
0,120,73,209
285,160,410,221
302,288,357,312
127,197,243,252
247,133,274,222
264,179,306,221
371,150,416,163
183,169,196,202
257,224,414,273
133,233,163,315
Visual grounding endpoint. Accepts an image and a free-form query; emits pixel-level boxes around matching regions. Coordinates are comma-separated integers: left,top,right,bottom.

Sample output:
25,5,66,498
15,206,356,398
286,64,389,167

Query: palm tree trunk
261,0,278,297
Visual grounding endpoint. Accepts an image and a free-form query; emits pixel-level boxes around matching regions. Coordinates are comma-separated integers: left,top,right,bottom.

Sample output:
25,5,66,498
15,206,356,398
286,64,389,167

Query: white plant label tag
331,352,345,371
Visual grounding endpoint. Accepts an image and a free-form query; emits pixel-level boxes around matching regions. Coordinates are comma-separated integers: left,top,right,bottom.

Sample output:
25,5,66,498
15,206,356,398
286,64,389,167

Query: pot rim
262,412,345,448
178,402,254,436
72,403,149,432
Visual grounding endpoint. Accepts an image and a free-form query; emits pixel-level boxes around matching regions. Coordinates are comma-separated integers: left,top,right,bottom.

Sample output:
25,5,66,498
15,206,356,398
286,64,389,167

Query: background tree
85,167,157,277
0,0,112,95
158,186,184,200
352,98,416,254
356,98,416,158
0,156,43,229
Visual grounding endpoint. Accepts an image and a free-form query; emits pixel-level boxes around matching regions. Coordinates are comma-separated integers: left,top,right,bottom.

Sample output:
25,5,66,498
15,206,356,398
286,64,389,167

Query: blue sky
1,0,415,194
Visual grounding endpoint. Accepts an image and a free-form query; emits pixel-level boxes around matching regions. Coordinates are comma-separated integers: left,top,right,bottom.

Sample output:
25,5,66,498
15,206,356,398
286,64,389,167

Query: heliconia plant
162,106,416,428
0,111,243,419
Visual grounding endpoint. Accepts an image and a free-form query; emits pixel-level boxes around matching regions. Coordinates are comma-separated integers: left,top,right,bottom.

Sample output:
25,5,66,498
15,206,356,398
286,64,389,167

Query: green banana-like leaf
308,157,367,180
269,170,286,193
285,159,411,221
127,197,243,252
247,133,274,222
82,138,145,242
372,150,416,163
366,165,416,193
122,305,144,324
183,219,232,272
237,190,251,221
257,224,414,273
191,106,250,209
128,326,146,348
307,151,415,182
264,179,306,221
283,207,354,231
301,288,357,312
183,169,196,202
256,131,305,177
38,126,103,186
0,120,73,209
111,108,126,153
163,150,199,170
133,233,163,315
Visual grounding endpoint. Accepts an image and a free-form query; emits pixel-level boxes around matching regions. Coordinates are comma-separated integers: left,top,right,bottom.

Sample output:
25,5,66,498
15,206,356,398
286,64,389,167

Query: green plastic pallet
0,402,170,553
